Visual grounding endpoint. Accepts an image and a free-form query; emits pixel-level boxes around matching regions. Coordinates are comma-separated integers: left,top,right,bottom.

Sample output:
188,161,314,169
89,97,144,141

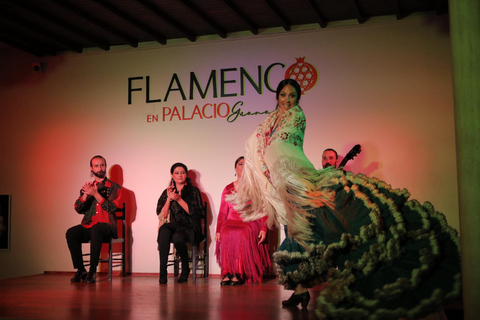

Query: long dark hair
234,156,244,168
170,162,187,174
276,79,302,103
169,162,193,196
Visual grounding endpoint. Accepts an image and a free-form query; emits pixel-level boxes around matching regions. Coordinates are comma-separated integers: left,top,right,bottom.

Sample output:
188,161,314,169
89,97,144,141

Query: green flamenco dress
275,172,461,320
228,104,461,320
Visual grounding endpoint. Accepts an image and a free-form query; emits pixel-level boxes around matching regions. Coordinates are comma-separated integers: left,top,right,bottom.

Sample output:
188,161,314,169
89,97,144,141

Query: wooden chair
83,203,127,280
168,201,209,280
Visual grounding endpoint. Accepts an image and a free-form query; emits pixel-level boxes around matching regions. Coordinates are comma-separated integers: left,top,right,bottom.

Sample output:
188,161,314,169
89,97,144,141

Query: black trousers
66,223,114,272
157,222,191,274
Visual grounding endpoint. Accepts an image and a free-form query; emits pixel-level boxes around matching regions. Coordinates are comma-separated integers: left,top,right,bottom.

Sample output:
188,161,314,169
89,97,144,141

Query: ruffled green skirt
273,172,461,320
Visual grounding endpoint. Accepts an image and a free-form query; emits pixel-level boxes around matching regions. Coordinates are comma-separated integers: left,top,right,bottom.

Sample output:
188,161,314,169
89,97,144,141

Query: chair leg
121,254,125,277
108,242,113,281
205,252,209,278
192,246,197,281
122,238,126,277
174,255,179,277
204,242,208,278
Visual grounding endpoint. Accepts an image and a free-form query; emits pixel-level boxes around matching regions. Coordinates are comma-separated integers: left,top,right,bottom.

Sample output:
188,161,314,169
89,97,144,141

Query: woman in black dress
157,162,204,284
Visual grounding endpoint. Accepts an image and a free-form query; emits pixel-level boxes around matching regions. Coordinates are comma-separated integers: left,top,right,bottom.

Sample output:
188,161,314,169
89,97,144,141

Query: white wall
0,14,458,279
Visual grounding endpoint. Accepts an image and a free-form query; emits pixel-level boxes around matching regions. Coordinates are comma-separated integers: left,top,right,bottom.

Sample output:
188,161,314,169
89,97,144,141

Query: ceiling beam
221,0,258,35
177,0,227,38
0,33,49,57
304,0,327,28
0,24,57,56
259,0,291,31
135,0,196,42
350,0,368,24
0,11,83,54
392,0,403,20
94,0,167,45
8,0,110,51
52,0,139,48
435,0,448,15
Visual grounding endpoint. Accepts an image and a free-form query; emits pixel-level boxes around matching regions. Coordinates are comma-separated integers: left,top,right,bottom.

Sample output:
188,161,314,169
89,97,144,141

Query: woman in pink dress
215,156,271,285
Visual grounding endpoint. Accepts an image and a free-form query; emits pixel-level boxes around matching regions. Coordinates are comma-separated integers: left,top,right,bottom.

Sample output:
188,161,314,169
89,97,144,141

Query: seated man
66,155,121,284
321,148,338,169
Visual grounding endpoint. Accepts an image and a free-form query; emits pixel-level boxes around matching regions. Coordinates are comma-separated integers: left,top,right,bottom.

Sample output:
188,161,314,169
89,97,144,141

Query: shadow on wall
107,164,137,275
188,169,212,252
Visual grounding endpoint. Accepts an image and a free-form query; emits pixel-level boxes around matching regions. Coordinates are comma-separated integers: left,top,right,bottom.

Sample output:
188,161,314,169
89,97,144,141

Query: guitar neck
338,157,349,168
337,144,361,168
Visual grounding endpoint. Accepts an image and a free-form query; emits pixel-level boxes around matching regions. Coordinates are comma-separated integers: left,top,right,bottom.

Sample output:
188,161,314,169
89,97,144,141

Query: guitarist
322,148,338,169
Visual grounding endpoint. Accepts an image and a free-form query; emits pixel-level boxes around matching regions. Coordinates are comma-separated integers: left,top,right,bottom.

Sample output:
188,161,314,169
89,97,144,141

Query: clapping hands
81,181,98,197
167,184,180,202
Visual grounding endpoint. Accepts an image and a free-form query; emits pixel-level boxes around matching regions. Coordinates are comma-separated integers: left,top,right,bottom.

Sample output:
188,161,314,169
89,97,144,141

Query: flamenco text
128,63,285,123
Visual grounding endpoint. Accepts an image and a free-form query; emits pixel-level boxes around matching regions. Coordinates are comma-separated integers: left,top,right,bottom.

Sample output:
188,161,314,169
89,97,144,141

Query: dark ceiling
0,0,448,57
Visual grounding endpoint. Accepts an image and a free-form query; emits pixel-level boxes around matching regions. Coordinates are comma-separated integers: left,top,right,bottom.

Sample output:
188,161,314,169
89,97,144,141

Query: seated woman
156,162,204,284
215,156,271,285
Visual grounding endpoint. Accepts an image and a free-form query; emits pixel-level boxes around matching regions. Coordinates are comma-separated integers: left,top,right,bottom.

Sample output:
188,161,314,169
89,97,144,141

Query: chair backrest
115,203,126,239
201,201,207,242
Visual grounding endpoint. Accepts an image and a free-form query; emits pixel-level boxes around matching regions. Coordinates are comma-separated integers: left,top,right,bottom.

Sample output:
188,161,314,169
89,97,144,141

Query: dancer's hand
258,230,266,244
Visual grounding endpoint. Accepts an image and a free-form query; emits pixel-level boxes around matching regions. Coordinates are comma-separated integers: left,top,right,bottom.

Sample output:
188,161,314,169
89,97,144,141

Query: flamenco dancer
227,79,461,319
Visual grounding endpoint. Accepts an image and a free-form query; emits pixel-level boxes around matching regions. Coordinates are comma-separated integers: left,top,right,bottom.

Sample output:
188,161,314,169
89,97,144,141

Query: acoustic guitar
338,144,362,168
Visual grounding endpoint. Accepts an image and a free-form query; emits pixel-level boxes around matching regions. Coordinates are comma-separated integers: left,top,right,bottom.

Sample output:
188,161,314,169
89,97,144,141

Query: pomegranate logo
284,57,318,94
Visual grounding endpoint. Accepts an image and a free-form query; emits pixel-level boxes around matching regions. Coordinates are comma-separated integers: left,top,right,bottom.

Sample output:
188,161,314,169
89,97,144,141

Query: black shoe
282,291,310,308
220,273,232,286
159,268,167,284
70,270,87,283
85,272,96,284
230,273,244,286
178,265,190,283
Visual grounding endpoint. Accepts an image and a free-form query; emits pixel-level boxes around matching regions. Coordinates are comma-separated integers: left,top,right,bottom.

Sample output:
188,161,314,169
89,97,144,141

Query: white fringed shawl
226,105,340,249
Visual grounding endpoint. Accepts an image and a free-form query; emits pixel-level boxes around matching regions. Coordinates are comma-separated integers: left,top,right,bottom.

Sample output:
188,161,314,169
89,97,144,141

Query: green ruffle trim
274,172,461,319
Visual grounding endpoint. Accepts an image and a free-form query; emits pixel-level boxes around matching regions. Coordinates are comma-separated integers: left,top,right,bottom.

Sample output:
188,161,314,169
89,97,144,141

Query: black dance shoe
85,272,96,284
178,266,190,283
282,291,310,308
230,273,245,286
159,269,167,284
220,273,232,286
70,270,87,283
177,274,189,283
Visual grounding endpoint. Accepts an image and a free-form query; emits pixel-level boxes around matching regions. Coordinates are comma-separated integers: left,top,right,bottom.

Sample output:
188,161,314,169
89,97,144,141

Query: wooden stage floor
0,273,463,320
0,273,322,320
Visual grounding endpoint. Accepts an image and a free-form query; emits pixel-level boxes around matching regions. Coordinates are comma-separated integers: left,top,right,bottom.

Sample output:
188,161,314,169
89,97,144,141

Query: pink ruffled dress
215,182,271,283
